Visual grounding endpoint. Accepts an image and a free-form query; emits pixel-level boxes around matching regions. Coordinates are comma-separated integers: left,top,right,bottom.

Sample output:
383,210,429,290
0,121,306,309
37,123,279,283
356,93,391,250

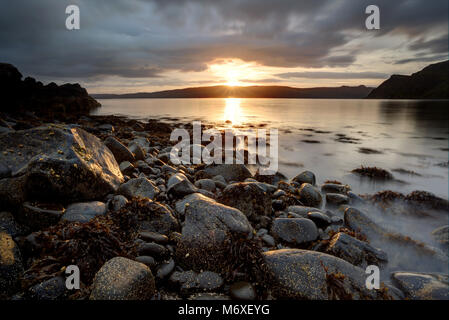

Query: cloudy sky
0,0,447,93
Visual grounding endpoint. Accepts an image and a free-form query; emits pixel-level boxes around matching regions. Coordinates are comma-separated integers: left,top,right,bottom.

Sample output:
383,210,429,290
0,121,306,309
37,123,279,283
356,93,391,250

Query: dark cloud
0,0,447,82
276,71,389,80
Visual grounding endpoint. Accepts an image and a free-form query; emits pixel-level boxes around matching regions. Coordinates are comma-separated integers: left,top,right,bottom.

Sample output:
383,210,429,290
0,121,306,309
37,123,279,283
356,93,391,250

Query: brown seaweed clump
352,166,393,180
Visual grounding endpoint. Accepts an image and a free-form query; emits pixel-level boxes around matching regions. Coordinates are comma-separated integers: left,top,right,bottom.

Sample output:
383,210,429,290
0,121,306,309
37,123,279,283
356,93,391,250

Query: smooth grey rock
138,242,168,257
139,231,168,244
119,177,159,200
229,281,257,300
156,258,175,279
263,249,376,300
194,179,216,192
297,183,322,208
129,143,146,161
135,256,156,268
326,232,388,268
175,193,208,216
136,199,179,235
90,257,155,300
262,234,276,247
287,206,324,218
0,126,124,206
271,218,318,245
204,164,252,182
307,211,331,229
326,193,350,206
176,196,252,272
391,272,449,300
212,175,227,188
292,171,316,186
104,136,135,164
62,201,107,223
167,173,198,197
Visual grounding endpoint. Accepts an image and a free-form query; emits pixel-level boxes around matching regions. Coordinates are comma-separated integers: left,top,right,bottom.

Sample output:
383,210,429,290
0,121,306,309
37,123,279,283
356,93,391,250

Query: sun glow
209,59,260,87
224,98,243,124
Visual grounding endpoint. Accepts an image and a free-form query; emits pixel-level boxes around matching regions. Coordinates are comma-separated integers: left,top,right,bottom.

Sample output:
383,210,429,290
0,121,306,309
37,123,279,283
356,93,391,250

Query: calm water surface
93,98,449,199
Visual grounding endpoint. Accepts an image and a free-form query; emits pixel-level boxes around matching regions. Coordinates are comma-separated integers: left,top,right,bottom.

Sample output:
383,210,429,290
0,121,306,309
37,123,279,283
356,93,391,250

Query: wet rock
212,175,228,189
287,205,325,218
169,270,223,293
431,226,449,245
325,232,388,268
62,201,107,223
297,183,322,208
129,143,145,161
391,272,448,300
273,189,286,199
167,173,198,198
292,171,316,186
0,228,23,296
135,199,179,235
261,234,276,247
229,281,257,300
135,256,156,268
20,202,64,230
218,182,271,220
204,164,252,182
156,258,175,279
271,218,318,245
119,177,159,200
0,125,123,206
104,136,135,164
194,179,216,192
326,193,350,206
138,242,168,257
307,211,331,229
119,161,135,176
263,249,376,300
139,231,169,244
29,276,67,300
0,212,21,238
176,196,252,272
321,183,350,194
175,193,208,216
254,170,288,186
110,195,128,211
90,257,155,300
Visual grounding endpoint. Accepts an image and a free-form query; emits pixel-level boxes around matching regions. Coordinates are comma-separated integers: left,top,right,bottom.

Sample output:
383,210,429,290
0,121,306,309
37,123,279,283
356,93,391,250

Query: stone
292,171,316,186
119,177,159,200
138,242,168,257
135,256,156,268
326,193,350,206
167,173,198,197
297,183,322,208
204,164,252,182
156,258,176,279
271,218,318,245
139,231,169,244
287,205,325,218
129,143,146,161
229,281,257,300
29,276,67,300
325,232,388,268
263,249,376,300
175,193,208,216
0,228,23,296
194,179,216,192
0,162,11,179
307,211,331,229
176,196,252,272
391,272,449,300
321,183,350,194
261,234,276,247
218,182,272,220
431,225,449,245
62,201,107,223
0,126,123,207
136,199,179,235
104,136,135,163
169,270,223,293
109,195,128,211
119,161,135,176
90,257,155,300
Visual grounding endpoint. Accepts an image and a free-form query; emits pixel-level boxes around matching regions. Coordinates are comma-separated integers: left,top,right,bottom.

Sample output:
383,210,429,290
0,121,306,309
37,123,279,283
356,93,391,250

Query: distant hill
93,85,373,99
367,60,449,99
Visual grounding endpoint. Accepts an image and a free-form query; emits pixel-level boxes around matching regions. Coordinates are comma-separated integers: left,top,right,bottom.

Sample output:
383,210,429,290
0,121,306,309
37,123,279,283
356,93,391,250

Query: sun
209,59,259,87
226,69,241,87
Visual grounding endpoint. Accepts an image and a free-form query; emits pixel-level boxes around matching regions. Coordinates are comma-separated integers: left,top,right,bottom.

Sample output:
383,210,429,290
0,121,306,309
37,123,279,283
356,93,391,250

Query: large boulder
217,182,271,220
0,125,123,207
176,195,253,272
271,218,318,245
263,249,377,300
204,164,252,182
90,257,155,300
0,228,24,297
391,272,449,300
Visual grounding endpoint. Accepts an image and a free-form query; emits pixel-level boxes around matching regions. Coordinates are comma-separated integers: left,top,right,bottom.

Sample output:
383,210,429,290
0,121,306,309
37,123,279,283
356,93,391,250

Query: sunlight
224,98,242,125
209,59,260,87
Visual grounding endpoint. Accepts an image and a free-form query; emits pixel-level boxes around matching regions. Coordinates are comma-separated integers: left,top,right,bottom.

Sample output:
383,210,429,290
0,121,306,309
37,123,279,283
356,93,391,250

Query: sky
0,0,447,93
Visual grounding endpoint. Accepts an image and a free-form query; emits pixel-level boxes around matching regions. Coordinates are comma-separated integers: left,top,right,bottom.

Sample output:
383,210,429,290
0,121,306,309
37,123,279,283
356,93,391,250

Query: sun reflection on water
224,98,243,125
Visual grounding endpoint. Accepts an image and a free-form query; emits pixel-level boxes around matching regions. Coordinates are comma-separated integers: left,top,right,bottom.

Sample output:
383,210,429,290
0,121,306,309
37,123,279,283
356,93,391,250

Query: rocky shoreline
1,110,448,301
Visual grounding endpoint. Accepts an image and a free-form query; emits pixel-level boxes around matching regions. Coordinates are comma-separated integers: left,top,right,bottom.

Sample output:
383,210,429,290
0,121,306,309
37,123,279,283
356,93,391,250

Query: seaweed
351,166,393,180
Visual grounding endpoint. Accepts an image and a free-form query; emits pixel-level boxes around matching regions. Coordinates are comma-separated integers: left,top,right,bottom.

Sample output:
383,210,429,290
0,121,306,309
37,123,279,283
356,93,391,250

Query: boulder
326,193,350,206
194,179,216,192
136,199,179,235
292,171,316,186
297,183,322,208
90,257,155,300
119,177,159,200
167,173,198,197
217,182,271,220
271,218,318,245
0,228,23,296
104,136,135,164
204,164,252,182
263,249,376,300
325,232,388,268
176,196,252,272
0,125,123,207
62,201,107,223
391,272,448,300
